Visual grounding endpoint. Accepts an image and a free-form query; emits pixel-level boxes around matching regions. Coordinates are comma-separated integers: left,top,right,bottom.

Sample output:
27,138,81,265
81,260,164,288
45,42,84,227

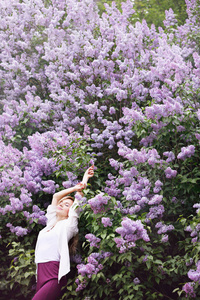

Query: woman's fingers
88,165,94,177
76,182,86,191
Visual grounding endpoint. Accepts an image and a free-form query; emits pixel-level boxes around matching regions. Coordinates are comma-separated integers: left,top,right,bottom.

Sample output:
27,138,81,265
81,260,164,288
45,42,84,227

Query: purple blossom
109,158,120,170
163,151,175,162
177,145,195,160
164,167,177,178
115,218,150,253
101,217,112,227
133,277,140,285
6,223,28,237
186,258,194,267
148,195,163,205
188,261,200,282
161,234,169,243
77,252,103,279
85,233,101,248
157,224,174,234
196,109,200,120
188,269,200,282
192,237,198,243
146,205,165,221
88,193,110,214
193,203,200,214
109,107,116,114
163,8,177,27
182,282,196,298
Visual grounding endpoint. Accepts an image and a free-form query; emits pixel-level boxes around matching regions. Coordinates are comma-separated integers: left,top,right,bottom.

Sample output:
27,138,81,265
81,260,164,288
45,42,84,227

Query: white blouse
35,199,80,282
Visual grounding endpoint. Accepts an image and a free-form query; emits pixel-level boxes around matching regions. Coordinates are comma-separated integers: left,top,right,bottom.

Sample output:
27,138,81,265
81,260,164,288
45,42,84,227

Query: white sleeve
58,218,79,282
69,197,81,218
46,205,57,226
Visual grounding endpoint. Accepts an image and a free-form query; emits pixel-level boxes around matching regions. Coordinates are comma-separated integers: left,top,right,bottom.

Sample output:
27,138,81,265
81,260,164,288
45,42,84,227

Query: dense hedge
0,0,200,299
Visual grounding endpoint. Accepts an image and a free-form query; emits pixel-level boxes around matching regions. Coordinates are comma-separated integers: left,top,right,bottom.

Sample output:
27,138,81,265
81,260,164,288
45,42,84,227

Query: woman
32,165,94,300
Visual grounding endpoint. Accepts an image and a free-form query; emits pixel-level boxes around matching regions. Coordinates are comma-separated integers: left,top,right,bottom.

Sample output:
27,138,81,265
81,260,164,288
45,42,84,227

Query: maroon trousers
32,261,67,300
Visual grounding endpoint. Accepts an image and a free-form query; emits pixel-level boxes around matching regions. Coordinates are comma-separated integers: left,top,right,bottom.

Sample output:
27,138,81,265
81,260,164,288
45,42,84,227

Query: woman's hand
75,182,86,192
83,165,94,182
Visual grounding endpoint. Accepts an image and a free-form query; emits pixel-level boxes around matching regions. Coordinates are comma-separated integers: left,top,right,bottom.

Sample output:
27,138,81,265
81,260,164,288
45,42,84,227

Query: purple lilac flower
6,223,28,237
186,258,194,267
163,8,177,27
133,277,140,285
177,145,195,160
143,255,148,262
188,269,200,282
109,107,116,114
161,234,169,243
182,282,196,298
195,133,200,141
148,195,163,205
185,225,193,232
164,167,177,178
196,109,200,120
193,203,200,214
177,125,185,132
101,217,112,227
102,252,112,258
115,218,150,253
146,205,165,221
157,224,174,234
88,193,110,214
192,237,198,243
163,151,175,162
77,253,103,279
85,233,101,248
62,181,72,189
109,158,120,170
188,261,200,282
71,254,82,264
75,278,87,292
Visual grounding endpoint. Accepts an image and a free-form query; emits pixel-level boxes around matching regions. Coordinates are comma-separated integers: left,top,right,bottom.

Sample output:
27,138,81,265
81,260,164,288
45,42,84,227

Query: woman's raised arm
52,183,85,206
52,165,94,206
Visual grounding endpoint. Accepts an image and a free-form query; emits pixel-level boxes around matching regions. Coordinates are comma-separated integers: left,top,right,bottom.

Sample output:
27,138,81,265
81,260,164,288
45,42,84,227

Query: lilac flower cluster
177,145,195,160
146,205,165,222
101,217,112,227
76,252,111,290
148,195,163,205
85,234,101,248
188,261,200,282
161,235,169,243
185,220,200,244
23,205,47,226
193,203,200,214
133,277,140,285
155,222,174,234
182,282,196,298
88,193,110,214
153,180,163,193
77,252,103,278
164,167,177,178
117,142,163,167
114,217,150,253
163,151,175,163
6,223,28,237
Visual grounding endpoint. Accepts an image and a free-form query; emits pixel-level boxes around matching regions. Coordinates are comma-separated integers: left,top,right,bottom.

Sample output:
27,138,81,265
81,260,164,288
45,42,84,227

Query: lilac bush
0,0,200,299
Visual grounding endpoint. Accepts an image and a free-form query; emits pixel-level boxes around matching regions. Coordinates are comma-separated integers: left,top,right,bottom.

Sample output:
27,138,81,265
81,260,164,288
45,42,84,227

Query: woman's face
56,199,73,219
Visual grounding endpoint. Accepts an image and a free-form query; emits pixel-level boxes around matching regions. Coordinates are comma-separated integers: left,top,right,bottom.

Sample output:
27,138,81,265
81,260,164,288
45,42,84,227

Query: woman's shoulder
47,204,57,213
